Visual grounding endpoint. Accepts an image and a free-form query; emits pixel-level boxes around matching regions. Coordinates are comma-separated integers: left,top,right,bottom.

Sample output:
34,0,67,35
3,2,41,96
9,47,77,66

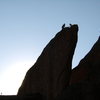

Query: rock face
70,37,100,85
56,37,100,100
17,24,78,100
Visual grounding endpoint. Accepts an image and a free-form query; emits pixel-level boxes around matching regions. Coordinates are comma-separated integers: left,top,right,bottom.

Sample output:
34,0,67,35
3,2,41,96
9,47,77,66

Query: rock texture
56,37,100,100
17,24,78,100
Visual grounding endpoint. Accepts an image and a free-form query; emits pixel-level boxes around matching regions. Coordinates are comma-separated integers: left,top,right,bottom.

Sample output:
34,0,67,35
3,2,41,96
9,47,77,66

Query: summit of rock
17,24,78,100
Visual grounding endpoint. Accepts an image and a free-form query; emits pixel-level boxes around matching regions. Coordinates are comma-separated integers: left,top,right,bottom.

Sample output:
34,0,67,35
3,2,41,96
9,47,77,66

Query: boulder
17,24,78,100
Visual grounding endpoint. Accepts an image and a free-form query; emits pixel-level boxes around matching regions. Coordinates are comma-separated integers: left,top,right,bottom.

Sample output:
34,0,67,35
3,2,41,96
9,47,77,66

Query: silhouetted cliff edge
18,24,78,100
56,37,100,100
0,25,100,100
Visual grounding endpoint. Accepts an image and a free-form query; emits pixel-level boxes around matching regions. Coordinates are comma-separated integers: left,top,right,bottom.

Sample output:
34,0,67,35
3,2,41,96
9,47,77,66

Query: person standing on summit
62,24,65,29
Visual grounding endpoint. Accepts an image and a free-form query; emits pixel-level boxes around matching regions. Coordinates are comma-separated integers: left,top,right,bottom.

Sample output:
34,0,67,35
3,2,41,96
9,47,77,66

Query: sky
0,0,100,95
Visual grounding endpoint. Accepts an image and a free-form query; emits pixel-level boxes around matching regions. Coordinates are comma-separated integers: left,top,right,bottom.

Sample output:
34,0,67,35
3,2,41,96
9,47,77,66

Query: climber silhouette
62,24,65,29
69,24,72,27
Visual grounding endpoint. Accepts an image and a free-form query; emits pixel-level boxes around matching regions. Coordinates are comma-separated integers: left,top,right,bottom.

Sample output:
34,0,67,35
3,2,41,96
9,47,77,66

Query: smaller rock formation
70,37,100,85
17,24,78,100
56,37,100,100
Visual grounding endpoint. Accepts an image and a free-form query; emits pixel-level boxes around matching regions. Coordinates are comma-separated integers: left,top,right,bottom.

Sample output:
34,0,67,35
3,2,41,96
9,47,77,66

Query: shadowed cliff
17,24,78,100
56,37,100,100
70,37,100,85
1,24,100,100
